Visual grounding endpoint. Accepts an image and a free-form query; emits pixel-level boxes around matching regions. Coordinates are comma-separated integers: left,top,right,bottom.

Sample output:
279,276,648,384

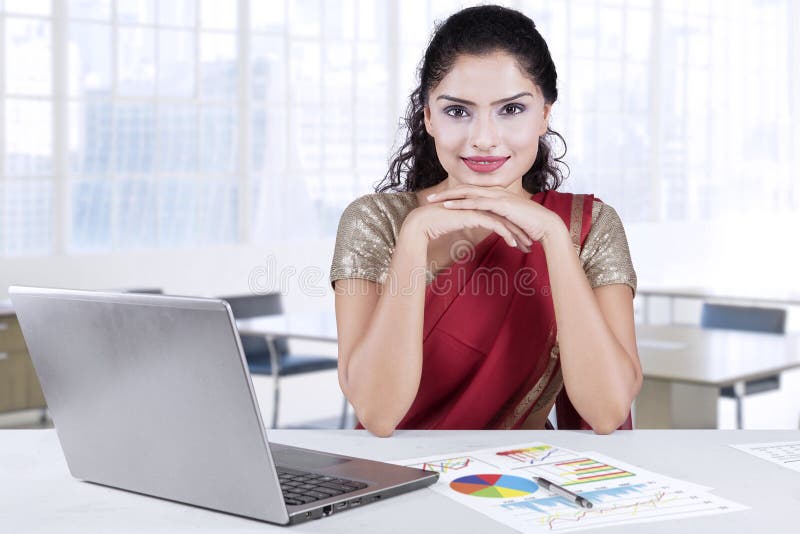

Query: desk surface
3,429,799,533
636,324,800,386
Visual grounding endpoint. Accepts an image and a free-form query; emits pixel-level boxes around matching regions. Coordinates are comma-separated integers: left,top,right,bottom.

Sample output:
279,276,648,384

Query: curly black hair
375,4,568,195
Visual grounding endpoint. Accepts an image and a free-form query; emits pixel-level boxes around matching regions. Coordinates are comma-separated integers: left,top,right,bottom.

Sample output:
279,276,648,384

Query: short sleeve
329,194,395,289
579,202,637,297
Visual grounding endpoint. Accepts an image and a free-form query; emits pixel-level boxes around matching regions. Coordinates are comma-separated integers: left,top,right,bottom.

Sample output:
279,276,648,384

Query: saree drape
358,190,632,432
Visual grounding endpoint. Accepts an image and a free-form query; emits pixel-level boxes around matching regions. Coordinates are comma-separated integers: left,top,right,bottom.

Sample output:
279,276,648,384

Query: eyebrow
436,92,533,106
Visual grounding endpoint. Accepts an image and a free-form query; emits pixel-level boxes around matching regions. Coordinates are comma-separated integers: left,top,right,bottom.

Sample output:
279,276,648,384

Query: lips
461,156,510,173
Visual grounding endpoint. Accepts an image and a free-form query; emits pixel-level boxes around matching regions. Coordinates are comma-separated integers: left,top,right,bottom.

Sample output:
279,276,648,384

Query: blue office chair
701,303,786,334
700,303,787,428
220,293,349,429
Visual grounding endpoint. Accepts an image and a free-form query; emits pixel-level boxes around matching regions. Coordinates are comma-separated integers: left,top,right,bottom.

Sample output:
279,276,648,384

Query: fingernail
427,193,436,200
510,238,517,247
443,200,452,207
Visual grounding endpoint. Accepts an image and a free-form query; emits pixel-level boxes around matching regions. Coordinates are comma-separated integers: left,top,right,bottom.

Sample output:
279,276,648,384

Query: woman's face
424,51,551,195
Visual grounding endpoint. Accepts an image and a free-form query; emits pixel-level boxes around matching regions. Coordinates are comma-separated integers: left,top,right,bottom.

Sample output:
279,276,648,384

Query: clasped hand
426,185,562,252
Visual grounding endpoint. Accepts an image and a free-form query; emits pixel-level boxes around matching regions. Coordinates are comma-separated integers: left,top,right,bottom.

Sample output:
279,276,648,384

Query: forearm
343,221,428,436
541,217,641,433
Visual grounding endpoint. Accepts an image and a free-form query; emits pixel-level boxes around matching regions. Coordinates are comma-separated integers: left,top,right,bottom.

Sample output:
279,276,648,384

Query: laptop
9,286,437,525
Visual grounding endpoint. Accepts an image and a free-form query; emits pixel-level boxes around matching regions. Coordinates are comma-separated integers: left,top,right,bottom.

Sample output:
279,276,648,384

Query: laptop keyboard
277,467,369,506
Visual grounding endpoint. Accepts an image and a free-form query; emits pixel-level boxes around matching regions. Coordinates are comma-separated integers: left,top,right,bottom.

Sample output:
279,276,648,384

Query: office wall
626,215,800,297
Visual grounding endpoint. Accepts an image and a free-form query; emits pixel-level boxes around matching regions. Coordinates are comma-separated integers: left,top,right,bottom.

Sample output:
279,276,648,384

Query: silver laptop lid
9,286,289,524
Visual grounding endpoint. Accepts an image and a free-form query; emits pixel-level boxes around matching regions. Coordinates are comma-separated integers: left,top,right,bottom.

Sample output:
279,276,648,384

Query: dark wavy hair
376,4,568,194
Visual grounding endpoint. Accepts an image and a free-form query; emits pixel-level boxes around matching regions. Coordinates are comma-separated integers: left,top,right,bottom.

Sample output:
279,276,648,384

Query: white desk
636,324,800,386
635,325,800,429
3,429,799,533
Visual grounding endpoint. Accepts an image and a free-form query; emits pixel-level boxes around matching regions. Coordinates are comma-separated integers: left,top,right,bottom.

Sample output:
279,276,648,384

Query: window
249,0,394,243
515,0,797,223
67,0,239,252
2,1,54,255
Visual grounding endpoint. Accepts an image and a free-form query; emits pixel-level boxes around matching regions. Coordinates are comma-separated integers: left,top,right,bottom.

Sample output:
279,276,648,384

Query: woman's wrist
539,212,571,251
398,210,431,245
387,214,430,295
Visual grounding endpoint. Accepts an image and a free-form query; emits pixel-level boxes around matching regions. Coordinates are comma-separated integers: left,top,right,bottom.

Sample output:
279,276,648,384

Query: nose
469,112,499,151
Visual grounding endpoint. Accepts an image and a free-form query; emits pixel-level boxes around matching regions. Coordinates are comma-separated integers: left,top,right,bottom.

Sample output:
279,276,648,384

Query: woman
329,5,641,436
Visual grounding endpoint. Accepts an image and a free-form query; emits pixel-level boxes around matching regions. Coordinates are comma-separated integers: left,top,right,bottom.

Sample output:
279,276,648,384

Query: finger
449,203,533,248
501,221,531,253
427,186,503,202
476,210,533,248
442,197,515,226
448,208,531,251
469,212,518,248
442,199,535,248
482,211,533,249
441,198,485,209
498,220,532,252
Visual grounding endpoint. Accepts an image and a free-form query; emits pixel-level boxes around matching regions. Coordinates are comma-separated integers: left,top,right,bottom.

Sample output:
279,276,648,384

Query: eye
502,103,525,115
444,106,468,118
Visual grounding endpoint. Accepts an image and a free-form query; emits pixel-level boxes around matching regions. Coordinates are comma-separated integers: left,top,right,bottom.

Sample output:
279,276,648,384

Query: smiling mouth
461,156,510,172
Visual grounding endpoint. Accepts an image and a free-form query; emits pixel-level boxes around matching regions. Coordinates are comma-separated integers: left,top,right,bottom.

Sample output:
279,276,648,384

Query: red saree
360,190,632,431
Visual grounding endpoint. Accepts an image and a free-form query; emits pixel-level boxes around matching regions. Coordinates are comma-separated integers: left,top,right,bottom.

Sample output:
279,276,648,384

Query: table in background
635,324,800,428
3,429,799,533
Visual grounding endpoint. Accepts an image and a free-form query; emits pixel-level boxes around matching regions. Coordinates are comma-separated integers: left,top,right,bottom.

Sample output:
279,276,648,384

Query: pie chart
449,474,539,498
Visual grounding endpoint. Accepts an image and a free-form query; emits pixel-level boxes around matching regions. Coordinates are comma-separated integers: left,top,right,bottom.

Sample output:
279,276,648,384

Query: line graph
496,445,560,464
500,483,650,513
500,482,735,531
410,456,472,473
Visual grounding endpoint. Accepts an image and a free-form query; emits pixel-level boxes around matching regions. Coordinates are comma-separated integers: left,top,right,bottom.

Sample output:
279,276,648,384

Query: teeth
464,158,506,166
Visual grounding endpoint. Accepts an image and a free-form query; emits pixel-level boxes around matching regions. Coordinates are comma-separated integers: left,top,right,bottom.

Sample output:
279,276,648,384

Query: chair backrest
700,303,787,334
124,288,164,294
221,293,283,319
219,293,289,356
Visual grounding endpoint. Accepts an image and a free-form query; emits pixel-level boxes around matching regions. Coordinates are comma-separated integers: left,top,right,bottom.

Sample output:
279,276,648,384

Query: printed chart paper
397,442,746,532
729,441,800,473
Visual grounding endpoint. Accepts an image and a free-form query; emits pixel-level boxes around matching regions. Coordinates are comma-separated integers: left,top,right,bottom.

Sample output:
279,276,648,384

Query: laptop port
334,502,347,510
322,505,333,516
368,495,382,503
349,498,362,507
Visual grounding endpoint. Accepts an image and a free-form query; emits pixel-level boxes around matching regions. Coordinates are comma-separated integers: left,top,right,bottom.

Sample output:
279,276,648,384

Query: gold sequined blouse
330,191,637,295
